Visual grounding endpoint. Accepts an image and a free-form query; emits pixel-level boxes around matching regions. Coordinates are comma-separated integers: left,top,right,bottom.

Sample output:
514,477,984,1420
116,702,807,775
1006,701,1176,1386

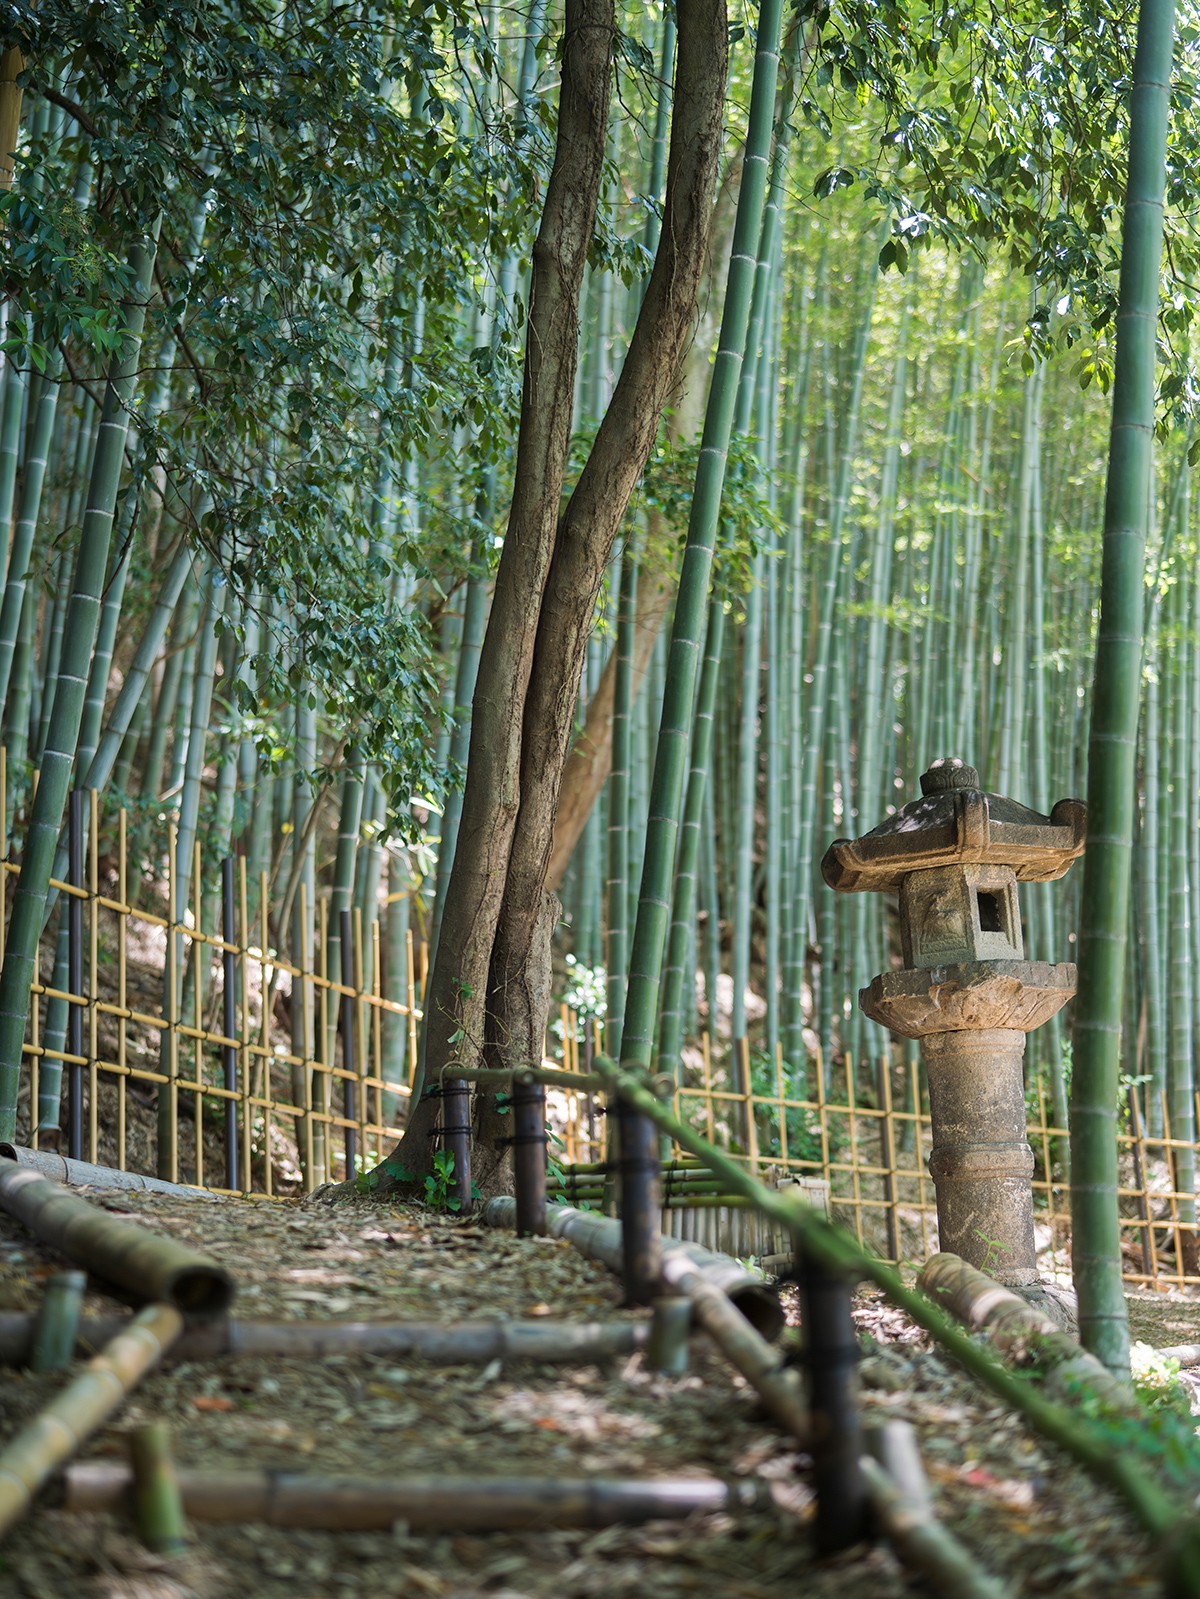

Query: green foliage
640,433,786,596
423,1148,458,1209
1,0,553,825
1063,1366,1200,1493
418,1149,481,1212
1129,1342,1193,1422
792,0,1200,417
355,1155,413,1195
557,954,607,1020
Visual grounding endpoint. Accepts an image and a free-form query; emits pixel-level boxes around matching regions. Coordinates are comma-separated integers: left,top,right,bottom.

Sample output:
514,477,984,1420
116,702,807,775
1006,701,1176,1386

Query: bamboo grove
3,1,1200,1350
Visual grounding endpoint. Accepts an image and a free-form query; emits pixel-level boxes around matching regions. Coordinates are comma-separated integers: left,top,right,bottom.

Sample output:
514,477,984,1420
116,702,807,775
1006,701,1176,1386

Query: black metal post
441,1079,472,1214
512,1070,547,1237
340,908,357,1177
67,789,84,1161
797,1243,868,1554
617,1094,661,1305
220,859,238,1192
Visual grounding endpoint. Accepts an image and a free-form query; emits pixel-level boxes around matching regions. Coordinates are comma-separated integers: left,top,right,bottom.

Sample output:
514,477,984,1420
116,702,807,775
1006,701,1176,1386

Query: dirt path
0,1189,1190,1598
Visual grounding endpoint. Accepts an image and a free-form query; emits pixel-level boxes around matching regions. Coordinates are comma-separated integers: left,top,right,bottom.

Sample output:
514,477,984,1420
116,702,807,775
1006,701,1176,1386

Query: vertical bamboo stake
259,869,272,1200
118,808,127,1173
87,789,98,1165
354,905,367,1168
878,1057,899,1264
67,789,83,1160
340,907,357,1178
1128,1087,1155,1281
797,1241,867,1553
775,1041,788,1167
221,859,238,1193
192,838,203,1190
129,1422,188,1556
300,881,314,1187
317,897,330,1181
845,1057,864,1247
701,1031,715,1144
166,824,179,1185
239,857,251,1193
1035,1078,1058,1265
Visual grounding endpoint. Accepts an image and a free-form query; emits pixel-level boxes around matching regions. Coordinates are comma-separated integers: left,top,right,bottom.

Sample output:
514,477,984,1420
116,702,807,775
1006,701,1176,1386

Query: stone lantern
822,758,1085,1286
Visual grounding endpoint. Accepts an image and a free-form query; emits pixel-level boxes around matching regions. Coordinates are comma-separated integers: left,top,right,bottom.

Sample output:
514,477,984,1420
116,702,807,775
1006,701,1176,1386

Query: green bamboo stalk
657,597,724,1075
139,582,196,802
619,0,783,1073
606,547,636,1059
0,227,160,1141
1167,566,1196,1223
0,361,59,718
614,0,784,1074
1070,0,1175,1378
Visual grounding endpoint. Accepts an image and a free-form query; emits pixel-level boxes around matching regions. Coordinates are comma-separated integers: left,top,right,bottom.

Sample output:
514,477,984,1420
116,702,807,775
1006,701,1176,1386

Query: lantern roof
822,757,1086,894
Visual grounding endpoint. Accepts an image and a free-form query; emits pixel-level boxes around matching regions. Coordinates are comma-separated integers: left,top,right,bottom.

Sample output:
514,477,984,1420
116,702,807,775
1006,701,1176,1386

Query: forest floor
0,1188,1195,1599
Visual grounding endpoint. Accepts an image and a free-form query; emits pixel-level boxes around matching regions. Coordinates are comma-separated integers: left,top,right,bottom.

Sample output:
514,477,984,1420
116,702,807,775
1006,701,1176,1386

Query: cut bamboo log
29,1270,86,1373
1155,1344,1200,1367
917,1253,1139,1414
0,1302,183,1537
0,1144,219,1200
485,1198,807,1442
64,1466,768,1530
129,1422,188,1555
646,1296,691,1375
0,1313,650,1367
0,1158,234,1317
484,1194,784,1339
863,1421,1013,1599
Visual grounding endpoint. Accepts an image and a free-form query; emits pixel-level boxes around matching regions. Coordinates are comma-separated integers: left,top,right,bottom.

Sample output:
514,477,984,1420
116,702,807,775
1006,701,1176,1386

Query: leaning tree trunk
1069,0,1175,1380
376,0,728,1193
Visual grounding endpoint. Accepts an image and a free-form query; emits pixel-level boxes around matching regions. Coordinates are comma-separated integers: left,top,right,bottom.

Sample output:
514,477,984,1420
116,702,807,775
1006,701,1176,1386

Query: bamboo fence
2,772,422,1196
3,773,1199,1293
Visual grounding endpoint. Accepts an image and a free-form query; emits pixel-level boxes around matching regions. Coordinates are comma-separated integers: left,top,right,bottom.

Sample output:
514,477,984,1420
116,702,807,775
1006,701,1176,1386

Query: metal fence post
513,1070,547,1237
617,1094,661,1306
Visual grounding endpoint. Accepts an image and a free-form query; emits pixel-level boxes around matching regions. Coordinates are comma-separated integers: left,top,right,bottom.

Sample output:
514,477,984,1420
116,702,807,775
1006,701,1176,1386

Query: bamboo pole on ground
484,1194,784,1338
0,1302,182,1536
0,1159,233,1316
587,1055,1200,1591
485,1196,805,1441
64,1466,766,1531
863,1421,1013,1599
0,1143,219,1199
0,1314,649,1367
917,1254,1139,1414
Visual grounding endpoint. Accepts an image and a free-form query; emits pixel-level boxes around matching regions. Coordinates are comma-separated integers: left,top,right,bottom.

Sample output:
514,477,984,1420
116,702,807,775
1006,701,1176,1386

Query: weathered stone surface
921,1029,1038,1284
900,863,1024,968
825,757,1084,1293
860,959,1076,1039
822,758,1086,894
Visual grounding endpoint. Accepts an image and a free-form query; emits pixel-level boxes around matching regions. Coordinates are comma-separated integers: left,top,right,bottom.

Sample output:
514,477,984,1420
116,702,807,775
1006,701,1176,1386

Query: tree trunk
374,0,727,1194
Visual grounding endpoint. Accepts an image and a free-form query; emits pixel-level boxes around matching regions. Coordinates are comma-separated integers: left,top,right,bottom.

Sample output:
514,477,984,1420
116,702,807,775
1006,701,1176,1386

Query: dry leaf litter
0,1187,1192,1597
